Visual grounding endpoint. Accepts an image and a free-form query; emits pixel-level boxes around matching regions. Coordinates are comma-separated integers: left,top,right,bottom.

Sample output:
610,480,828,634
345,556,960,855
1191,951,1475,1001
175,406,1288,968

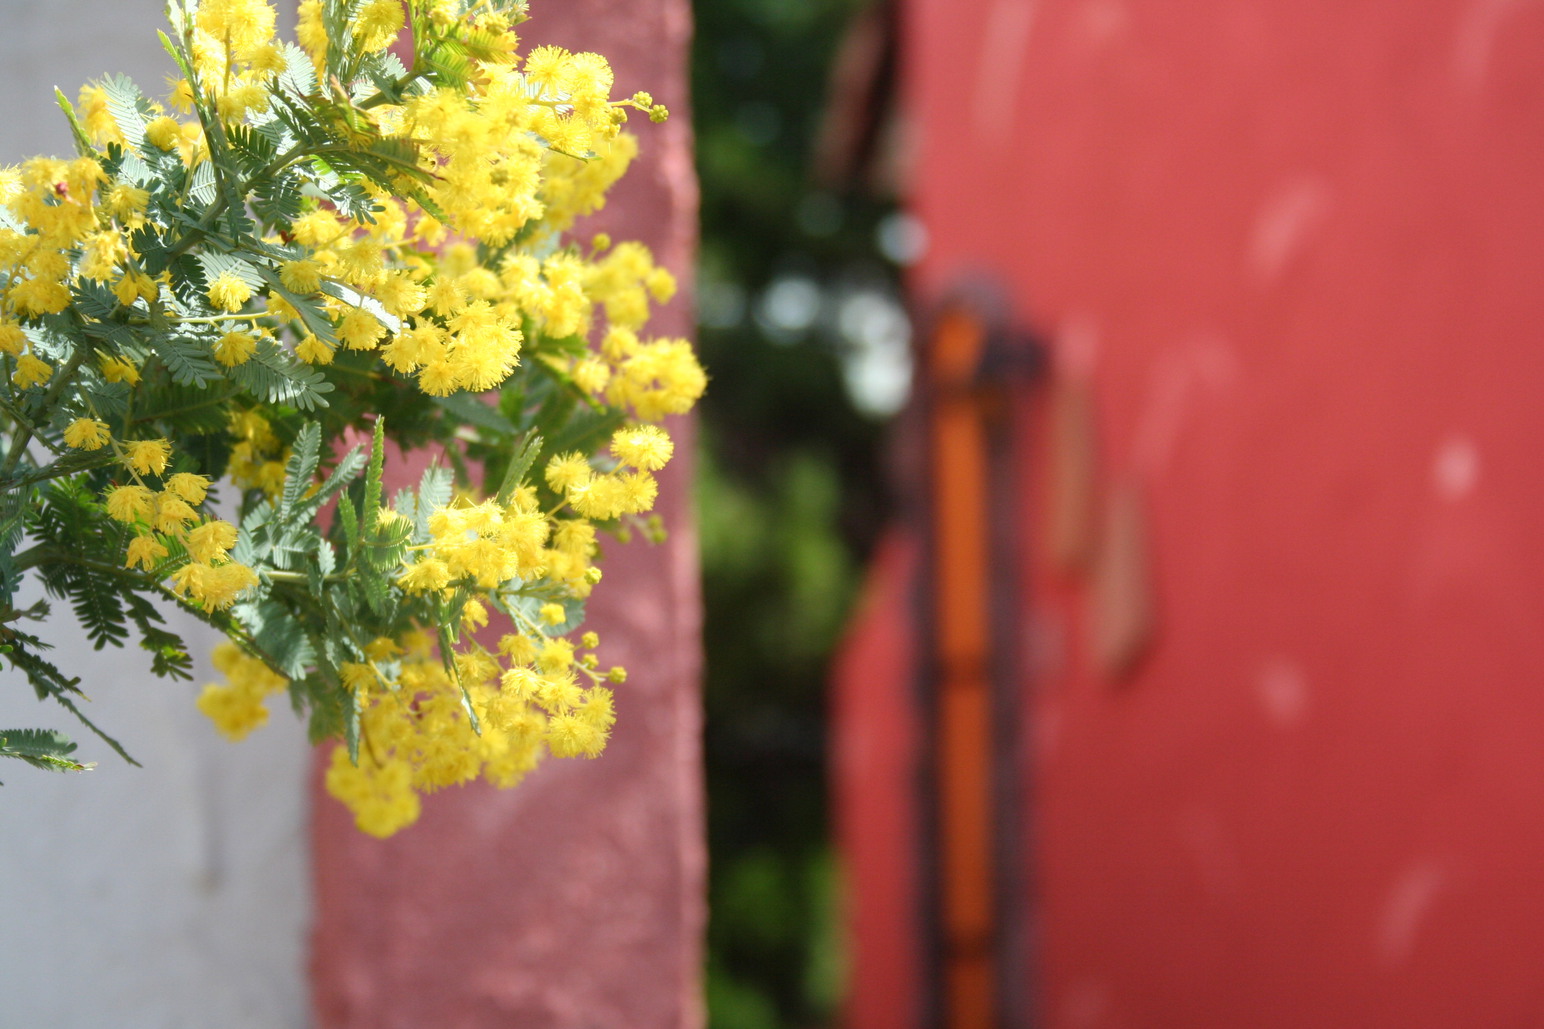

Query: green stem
12,545,144,578
13,542,270,666
265,569,346,584
161,188,226,262
0,451,116,492
1,344,89,478
0,394,66,464
172,313,256,325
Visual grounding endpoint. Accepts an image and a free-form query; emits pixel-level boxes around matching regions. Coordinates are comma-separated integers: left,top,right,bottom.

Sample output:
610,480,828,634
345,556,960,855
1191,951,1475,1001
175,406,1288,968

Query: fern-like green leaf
99,73,153,149
227,336,334,411
0,728,90,779
158,334,223,389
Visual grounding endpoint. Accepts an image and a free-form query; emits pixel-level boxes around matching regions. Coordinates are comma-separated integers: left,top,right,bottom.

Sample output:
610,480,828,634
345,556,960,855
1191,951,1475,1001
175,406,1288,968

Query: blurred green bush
692,0,901,1024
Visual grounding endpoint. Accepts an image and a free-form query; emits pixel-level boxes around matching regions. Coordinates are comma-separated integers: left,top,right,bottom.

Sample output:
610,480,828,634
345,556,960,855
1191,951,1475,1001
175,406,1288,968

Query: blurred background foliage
690,0,909,1024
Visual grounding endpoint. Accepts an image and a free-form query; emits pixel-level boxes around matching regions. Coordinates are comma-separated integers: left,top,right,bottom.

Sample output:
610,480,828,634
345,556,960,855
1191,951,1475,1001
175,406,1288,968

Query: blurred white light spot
1433,436,1480,500
697,279,746,330
875,212,929,265
1258,657,1308,727
837,290,912,417
756,275,822,341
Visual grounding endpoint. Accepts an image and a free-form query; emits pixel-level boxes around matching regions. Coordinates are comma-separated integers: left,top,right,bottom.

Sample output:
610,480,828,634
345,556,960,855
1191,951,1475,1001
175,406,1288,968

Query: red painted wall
874,0,1544,1025
833,531,926,1029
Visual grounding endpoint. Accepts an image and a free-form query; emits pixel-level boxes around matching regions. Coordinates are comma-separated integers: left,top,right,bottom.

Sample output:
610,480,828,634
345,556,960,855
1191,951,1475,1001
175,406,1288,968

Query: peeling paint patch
1249,177,1331,282
1433,435,1480,500
1056,315,1102,378
1061,977,1113,1028
1257,657,1309,727
1180,807,1244,901
1132,335,1239,476
1076,0,1128,46
1132,352,1194,476
1453,0,1538,89
1190,332,1242,391
1378,860,1446,966
972,0,1038,142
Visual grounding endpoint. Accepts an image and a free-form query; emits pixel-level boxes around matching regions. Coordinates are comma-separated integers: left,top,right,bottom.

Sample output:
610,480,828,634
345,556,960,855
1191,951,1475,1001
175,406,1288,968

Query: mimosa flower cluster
0,0,702,831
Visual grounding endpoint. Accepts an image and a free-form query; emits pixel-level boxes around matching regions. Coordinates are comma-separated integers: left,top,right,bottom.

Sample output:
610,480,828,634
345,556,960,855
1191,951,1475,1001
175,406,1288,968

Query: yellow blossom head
124,438,172,476
207,272,253,312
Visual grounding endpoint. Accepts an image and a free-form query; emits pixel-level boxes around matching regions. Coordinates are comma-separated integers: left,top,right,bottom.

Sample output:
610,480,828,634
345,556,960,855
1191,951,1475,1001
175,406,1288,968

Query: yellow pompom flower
125,534,169,570
398,557,451,593
461,597,489,630
417,358,458,396
99,355,141,385
213,328,257,366
144,115,181,151
610,425,674,471
185,520,239,563
198,683,270,741
171,559,258,609
12,353,52,389
545,452,591,492
113,269,158,307
216,83,268,121
197,643,286,741
105,184,150,224
279,259,322,294
105,485,153,523
165,472,210,504
572,358,610,395
376,272,428,317
337,307,385,350
0,321,26,356
354,0,404,52
11,278,71,317
63,418,111,450
124,438,172,476
380,325,437,372
153,493,197,533
340,662,379,693
206,272,253,312
295,334,335,365
545,713,607,759
168,78,195,113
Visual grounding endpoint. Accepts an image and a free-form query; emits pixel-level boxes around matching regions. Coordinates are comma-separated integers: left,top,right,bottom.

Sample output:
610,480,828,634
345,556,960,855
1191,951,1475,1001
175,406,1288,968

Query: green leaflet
228,337,334,411
0,728,90,781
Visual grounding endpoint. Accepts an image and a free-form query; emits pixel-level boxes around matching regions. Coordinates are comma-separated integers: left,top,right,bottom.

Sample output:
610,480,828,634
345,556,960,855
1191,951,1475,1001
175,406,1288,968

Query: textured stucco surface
308,2,706,1026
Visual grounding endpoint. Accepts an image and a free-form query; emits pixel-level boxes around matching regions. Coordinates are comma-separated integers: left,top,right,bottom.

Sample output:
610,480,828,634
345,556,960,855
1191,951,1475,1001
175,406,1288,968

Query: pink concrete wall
309,3,704,1025
895,0,1544,1025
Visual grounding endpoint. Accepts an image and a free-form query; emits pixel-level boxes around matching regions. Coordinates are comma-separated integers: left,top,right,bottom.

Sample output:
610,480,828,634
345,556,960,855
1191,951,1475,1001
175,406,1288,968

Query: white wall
0,3,310,1026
